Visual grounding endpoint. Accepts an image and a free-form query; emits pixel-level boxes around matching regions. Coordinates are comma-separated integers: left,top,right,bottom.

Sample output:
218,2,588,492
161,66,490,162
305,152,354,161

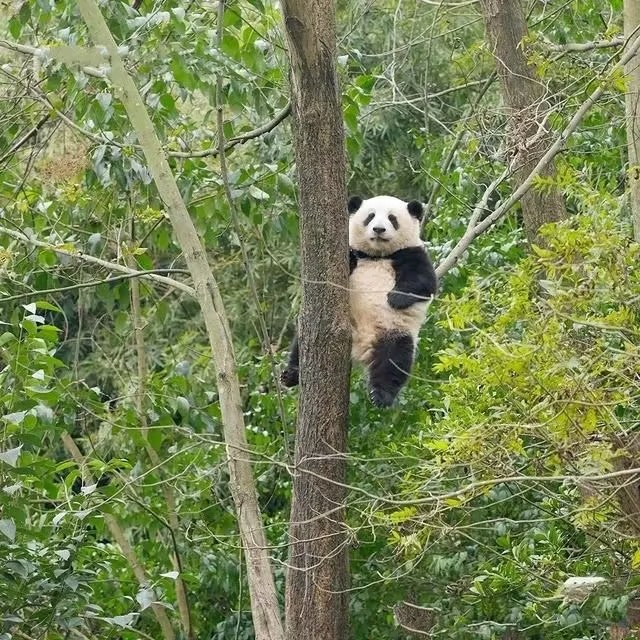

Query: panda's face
348,195,423,256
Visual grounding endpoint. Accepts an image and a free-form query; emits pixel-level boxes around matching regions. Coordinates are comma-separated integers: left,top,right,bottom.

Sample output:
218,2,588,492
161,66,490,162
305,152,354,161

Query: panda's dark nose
372,226,386,234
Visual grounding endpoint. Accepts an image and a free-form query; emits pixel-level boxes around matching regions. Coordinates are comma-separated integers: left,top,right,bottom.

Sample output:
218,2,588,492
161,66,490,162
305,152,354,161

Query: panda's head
348,195,424,256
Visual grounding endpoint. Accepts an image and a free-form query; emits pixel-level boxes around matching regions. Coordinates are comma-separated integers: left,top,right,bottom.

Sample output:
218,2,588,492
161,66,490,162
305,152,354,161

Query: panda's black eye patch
363,213,375,226
388,214,399,230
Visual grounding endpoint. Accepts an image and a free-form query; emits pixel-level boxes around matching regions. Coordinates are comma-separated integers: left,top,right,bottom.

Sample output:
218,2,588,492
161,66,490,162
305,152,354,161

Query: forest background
2,0,640,639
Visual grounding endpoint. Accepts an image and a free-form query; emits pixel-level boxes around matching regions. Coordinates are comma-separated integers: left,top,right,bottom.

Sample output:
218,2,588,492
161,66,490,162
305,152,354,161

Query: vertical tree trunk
280,2,351,639
478,0,567,243
625,0,640,241
76,2,284,638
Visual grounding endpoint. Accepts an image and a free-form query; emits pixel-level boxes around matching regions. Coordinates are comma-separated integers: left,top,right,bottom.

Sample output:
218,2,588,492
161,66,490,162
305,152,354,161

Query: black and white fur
282,195,437,407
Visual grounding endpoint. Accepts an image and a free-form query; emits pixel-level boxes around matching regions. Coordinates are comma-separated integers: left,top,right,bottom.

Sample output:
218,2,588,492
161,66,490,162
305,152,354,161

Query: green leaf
38,249,58,268
221,34,240,58
3,412,26,426
9,16,22,39
34,300,61,312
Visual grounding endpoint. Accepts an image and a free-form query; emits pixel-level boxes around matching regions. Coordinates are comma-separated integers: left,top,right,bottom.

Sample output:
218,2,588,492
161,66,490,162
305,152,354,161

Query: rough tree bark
75,2,284,638
280,1,352,639
478,0,567,243
625,0,640,241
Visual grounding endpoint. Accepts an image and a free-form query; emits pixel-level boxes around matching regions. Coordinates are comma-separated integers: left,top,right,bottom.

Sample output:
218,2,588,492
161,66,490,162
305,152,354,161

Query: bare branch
297,459,640,507
423,71,497,226
546,36,624,52
168,103,291,159
0,112,51,165
1,269,191,303
0,224,195,295
0,39,109,77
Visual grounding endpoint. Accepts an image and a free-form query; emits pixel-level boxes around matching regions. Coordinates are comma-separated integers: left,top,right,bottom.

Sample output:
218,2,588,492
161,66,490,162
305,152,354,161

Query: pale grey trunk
625,0,640,241
479,0,567,243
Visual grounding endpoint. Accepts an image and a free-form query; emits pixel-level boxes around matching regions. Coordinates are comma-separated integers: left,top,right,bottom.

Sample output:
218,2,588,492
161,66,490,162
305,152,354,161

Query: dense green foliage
1,0,638,638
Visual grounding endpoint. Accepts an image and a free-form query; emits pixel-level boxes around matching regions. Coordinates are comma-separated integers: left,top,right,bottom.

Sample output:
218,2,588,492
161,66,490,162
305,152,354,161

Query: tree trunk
625,0,640,241
478,0,567,243
76,2,284,638
280,2,351,639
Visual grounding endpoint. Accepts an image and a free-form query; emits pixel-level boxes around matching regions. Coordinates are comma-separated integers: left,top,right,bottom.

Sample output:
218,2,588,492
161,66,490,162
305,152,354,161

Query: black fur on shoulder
348,195,363,214
387,246,438,310
407,200,424,220
368,332,414,407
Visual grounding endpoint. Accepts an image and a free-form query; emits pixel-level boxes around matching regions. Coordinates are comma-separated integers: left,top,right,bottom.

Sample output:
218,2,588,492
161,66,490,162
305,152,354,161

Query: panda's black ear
348,195,363,215
407,200,424,220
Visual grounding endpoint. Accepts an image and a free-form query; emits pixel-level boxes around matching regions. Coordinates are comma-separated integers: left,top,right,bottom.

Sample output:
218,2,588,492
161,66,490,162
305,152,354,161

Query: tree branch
167,103,291,159
1,269,191,304
546,36,625,52
435,28,640,279
2,35,290,161
0,112,51,165
0,225,195,295
296,459,640,507
0,39,109,77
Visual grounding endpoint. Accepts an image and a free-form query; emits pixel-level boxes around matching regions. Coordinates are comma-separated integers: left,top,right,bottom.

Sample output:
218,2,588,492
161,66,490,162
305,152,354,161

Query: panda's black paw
369,386,397,408
281,367,299,388
387,291,414,310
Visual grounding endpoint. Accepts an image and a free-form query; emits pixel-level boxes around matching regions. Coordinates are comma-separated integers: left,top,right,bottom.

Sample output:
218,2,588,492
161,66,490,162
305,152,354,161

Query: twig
422,71,496,226
0,224,195,296
295,457,640,507
32,85,289,160
0,112,51,165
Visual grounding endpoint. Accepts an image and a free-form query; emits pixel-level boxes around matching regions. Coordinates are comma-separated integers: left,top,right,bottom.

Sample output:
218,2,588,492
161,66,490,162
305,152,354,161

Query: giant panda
282,195,438,407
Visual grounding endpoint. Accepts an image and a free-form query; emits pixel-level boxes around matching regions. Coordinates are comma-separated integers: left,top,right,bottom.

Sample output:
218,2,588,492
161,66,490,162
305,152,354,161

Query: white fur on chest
349,259,428,364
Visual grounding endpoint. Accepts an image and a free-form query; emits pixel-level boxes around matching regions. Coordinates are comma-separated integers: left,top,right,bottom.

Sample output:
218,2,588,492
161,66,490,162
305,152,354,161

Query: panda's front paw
281,367,299,388
369,386,397,408
387,291,414,310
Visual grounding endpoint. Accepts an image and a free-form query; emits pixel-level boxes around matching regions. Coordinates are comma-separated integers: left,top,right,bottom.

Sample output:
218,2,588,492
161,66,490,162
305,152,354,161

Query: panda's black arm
388,246,438,310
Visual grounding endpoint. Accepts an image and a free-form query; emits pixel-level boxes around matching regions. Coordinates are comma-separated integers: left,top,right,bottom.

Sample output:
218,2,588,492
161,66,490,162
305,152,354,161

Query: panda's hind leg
367,332,414,407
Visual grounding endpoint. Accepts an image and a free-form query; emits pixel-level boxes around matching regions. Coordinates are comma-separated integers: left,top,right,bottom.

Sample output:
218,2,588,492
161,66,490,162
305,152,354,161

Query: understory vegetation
1,1,640,638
